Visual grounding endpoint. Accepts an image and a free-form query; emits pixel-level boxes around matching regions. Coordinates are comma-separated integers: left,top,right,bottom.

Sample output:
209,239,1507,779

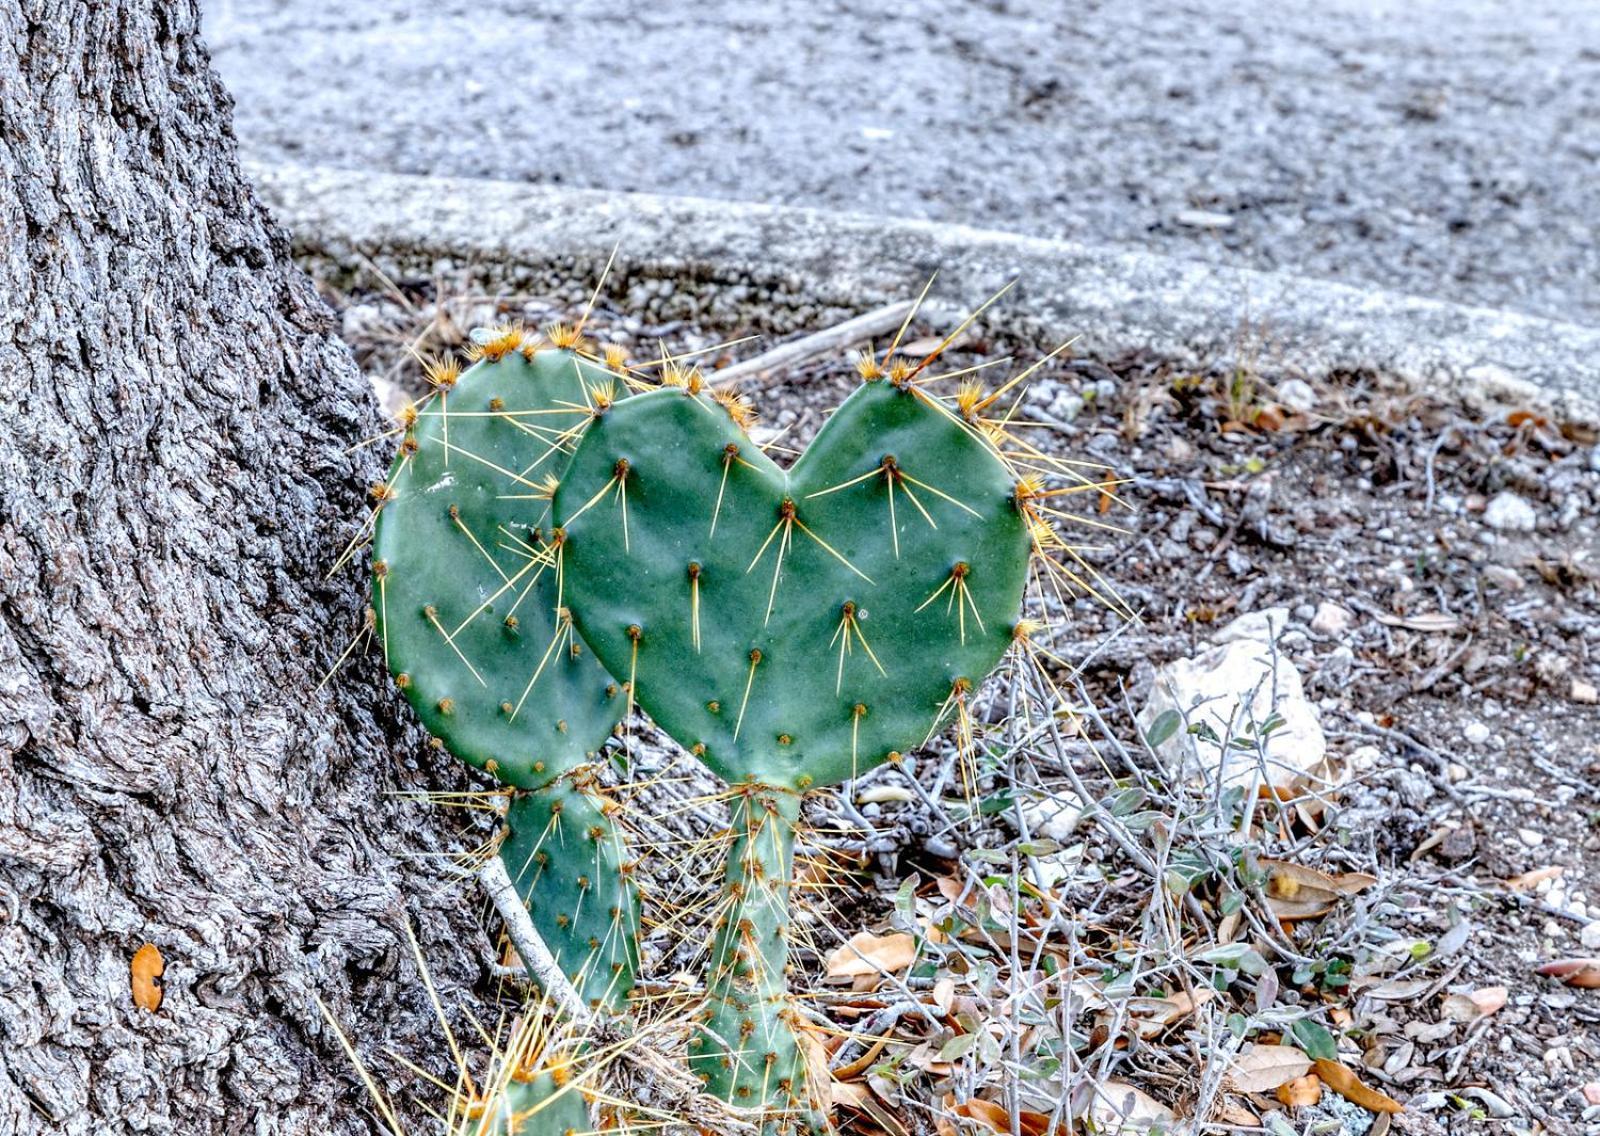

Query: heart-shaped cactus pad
552,378,1031,791
372,345,626,789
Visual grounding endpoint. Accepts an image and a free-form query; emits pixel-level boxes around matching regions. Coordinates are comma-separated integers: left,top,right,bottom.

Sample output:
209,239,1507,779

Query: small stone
1463,721,1492,745
1517,827,1545,848
1447,762,1469,783
1572,679,1598,705
1310,601,1353,637
1483,491,1537,533
1481,564,1525,591
1580,921,1600,951
1275,378,1315,412
1175,208,1234,229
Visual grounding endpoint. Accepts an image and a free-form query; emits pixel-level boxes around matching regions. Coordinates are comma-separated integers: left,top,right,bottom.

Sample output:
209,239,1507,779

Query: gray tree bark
0,3,478,1132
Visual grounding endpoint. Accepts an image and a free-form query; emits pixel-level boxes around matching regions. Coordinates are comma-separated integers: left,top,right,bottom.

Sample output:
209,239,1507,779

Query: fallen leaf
826,931,917,979
1371,611,1461,633
1313,1059,1403,1114
1277,1073,1323,1107
1505,865,1564,890
932,976,956,1015
131,943,164,1012
1254,404,1286,432
1537,958,1600,989
1227,1043,1313,1092
1087,1082,1175,1132
1262,860,1377,920
1127,988,1213,1038
857,785,914,805
1441,985,1507,1022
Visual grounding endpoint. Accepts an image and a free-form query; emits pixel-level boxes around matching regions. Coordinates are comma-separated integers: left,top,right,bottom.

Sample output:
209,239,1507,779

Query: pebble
1481,564,1525,591
1518,827,1545,848
1463,721,1492,745
1447,762,1469,783
1277,378,1316,412
1581,921,1600,951
1310,601,1353,636
1483,491,1537,533
1572,679,1598,705
1175,208,1234,229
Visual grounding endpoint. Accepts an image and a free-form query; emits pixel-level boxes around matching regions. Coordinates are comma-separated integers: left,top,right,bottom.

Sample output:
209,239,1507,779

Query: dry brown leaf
1441,985,1507,1022
1277,1073,1323,1108
1227,1043,1313,1092
932,976,957,1015
1263,860,1377,920
1127,988,1213,1038
1089,1082,1175,1132
1313,1059,1404,1114
1371,611,1461,633
1505,865,1564,890
131,943,163,1012
1537,958,1600,988
826,931,917,979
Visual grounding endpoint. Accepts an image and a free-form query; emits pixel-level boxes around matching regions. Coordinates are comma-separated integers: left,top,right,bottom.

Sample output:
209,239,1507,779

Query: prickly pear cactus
552,371,1033,1129
368,329,640,1012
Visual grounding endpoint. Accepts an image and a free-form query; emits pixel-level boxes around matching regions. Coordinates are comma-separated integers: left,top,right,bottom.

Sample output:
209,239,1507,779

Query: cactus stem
425,605,488,686
439,389,450,468
733,648,762,742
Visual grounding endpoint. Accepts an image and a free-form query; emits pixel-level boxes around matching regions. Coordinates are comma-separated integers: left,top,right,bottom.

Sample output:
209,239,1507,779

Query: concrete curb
253,163,1599,423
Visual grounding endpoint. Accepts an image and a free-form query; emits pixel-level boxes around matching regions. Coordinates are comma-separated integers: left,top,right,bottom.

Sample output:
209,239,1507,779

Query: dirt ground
314,260,1600,1135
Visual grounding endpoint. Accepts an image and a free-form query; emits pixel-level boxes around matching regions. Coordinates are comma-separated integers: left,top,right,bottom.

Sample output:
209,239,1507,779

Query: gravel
209,0,1600,327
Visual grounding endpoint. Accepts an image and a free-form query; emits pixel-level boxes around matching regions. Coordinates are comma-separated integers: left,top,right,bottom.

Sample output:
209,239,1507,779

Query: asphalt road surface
209,0,1600,327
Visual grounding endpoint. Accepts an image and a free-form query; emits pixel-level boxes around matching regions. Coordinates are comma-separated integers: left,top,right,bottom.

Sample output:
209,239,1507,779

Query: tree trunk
0,3,475,1132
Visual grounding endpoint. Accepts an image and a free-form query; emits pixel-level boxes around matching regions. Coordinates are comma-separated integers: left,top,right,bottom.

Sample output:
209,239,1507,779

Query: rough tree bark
0,3,480,1132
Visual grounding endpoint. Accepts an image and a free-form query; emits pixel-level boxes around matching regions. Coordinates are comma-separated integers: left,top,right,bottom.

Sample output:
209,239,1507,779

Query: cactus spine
369,330,641,1013
553,366,1032,1130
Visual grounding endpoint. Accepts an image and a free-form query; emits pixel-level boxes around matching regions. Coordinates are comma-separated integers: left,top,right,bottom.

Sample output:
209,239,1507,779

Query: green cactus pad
372,344,627,789
485,1071,588,1136
551,378,1031,792
500,775,641,1010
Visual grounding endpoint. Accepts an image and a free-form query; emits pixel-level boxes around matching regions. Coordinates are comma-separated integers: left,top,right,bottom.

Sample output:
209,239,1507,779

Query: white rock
1463,721,1492,745
1137,608,1326,792
1580,921,1600,950
1483,491,1537,533
1572,679,1599,705
1019,791,1086,841
1175,208,1234,229
1447,762,1469,783
1518,827,1545,848
1310,601,1353,637
1276,378,1316,412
